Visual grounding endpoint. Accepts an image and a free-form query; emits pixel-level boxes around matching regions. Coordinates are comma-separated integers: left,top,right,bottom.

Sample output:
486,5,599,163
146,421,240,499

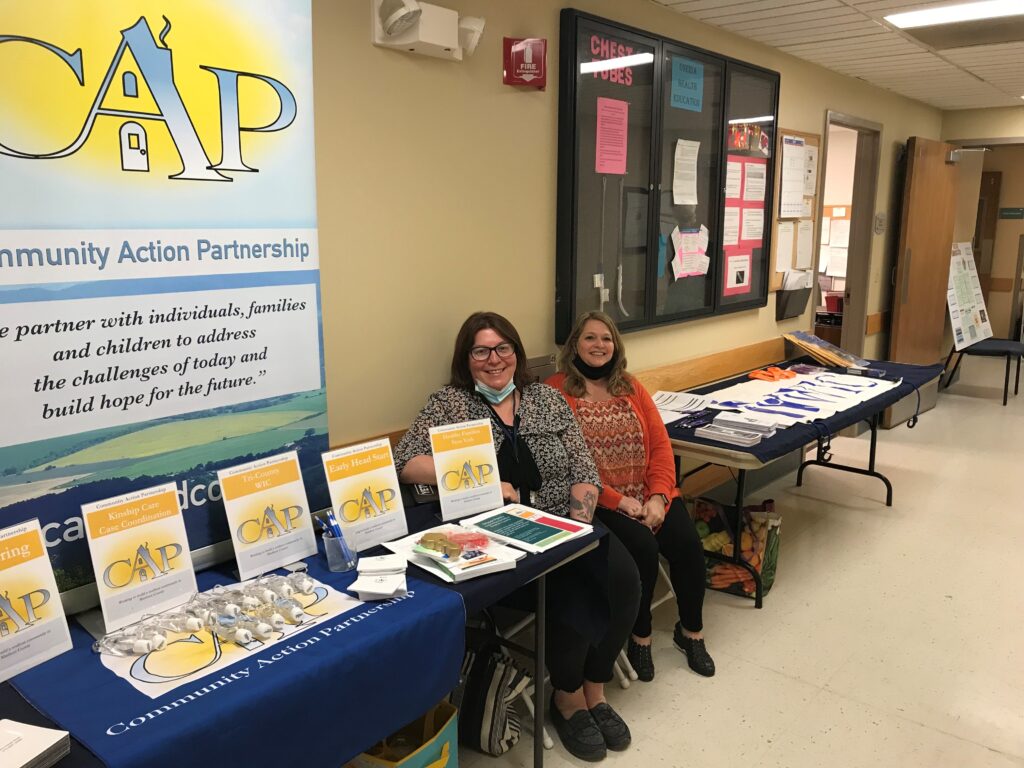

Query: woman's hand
641,495,667,529
617,496,644,518
501,482,520,504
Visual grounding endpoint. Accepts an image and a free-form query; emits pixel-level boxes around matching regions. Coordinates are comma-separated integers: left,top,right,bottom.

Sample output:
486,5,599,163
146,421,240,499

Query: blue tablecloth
10,548,466,768
666,360,944,464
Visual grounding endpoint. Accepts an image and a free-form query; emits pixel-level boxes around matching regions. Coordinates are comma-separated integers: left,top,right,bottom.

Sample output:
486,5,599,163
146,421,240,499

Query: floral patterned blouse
394,383,601,516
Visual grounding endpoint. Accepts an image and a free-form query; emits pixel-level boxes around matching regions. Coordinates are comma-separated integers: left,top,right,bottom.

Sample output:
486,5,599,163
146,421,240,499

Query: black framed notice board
555,9,780,343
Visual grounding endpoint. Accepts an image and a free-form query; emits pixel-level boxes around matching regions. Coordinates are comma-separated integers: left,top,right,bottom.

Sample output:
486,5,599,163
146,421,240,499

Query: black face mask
573,353,617,381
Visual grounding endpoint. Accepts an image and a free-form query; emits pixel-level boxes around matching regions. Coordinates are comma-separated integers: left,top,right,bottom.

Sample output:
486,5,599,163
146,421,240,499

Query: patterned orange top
575,397,646,504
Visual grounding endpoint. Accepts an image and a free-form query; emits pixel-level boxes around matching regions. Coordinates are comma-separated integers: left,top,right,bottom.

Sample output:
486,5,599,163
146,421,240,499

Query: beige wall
942,107,1024,142
981,146,1024,336
823,126,857,206
313,0,942,443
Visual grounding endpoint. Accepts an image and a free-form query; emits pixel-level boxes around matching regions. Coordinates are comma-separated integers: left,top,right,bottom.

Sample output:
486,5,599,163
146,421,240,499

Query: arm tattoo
569,490,596,523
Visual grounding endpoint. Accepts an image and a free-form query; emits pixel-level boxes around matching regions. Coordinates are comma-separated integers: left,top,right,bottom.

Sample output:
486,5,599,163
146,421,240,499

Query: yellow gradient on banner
0,1,287,175
0,530,45,572
85,490,179,538
431,425,492,453
437,449,497,492
221,458,300,499
325,447,393,481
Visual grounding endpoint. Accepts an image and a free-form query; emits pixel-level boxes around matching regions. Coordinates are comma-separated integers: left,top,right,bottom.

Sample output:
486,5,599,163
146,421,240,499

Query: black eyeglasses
469,343,515,361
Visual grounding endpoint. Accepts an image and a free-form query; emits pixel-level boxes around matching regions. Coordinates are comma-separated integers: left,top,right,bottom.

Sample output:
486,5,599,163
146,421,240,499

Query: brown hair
449,311,534,390
556,310,633,397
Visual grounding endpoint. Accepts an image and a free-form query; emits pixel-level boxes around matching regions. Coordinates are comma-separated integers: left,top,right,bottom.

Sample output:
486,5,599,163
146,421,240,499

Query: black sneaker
550,694,607,762
673,623,715,677
626,638,655,682
589,702,631,751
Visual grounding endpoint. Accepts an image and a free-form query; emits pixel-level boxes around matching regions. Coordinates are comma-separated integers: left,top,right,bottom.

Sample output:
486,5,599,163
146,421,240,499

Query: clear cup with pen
319,510,358,572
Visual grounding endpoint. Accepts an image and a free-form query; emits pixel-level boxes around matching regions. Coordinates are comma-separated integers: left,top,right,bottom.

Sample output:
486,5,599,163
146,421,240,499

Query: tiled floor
462,357,1024,767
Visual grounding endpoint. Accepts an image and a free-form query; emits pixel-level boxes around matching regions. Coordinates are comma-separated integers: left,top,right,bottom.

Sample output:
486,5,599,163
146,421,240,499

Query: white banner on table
323,438,407,551
218,451,317,580
82,483,198,631
0,519,73,682
430,420,502,521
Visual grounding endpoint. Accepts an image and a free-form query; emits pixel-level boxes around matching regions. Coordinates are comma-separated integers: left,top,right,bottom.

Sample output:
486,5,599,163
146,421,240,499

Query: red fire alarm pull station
503,37,547,89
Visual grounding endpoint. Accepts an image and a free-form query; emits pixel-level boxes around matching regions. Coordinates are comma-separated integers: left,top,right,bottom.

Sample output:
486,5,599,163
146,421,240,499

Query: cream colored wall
823,126,857,206
981,146,1024,336
313,0,942,442
942,107,1024,141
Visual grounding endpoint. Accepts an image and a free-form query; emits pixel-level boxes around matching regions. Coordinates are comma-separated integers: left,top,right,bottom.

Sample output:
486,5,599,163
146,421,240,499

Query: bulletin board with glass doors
555,10,779,342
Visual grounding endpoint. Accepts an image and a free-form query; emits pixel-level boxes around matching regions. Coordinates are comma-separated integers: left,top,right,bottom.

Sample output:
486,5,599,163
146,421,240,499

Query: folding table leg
534,575,546,768
941,346,956,387
1016,354,1021,396
944,351,965,389
1004,354,1011,406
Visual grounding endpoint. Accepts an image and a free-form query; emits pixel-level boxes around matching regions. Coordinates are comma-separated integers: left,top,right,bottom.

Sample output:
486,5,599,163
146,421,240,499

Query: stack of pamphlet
347,554,408,600
460,504,593,553
652,391,711,424
711,411,779,437
694,423,764,447
0,720,70,768
384,525,523,583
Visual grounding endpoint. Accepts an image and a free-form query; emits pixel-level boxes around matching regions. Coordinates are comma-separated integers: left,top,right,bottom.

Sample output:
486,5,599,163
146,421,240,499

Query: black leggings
596,499,705,637
546,531,640,691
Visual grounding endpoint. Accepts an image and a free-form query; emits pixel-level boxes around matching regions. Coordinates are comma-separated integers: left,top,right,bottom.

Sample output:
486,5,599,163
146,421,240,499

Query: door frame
818,111,882,357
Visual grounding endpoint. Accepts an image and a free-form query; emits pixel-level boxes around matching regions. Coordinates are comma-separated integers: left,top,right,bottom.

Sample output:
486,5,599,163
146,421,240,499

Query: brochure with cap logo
82,483,198,632
217,451,317,580
430,419,503,521
0,519,73,682
322,438,407,551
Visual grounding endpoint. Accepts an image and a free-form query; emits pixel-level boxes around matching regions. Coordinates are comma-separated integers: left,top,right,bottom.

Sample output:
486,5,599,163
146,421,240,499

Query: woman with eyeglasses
547,311,714,683
395,311,640,762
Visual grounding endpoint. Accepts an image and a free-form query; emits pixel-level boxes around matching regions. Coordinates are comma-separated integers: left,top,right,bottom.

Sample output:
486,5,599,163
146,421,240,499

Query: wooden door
889,137,959,365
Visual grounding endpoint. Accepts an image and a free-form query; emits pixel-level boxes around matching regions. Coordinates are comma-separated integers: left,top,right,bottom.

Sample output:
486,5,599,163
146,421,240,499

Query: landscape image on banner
0,1,327,591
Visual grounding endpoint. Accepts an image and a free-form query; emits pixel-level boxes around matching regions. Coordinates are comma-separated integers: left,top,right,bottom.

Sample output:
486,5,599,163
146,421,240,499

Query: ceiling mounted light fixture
885,0,1024,29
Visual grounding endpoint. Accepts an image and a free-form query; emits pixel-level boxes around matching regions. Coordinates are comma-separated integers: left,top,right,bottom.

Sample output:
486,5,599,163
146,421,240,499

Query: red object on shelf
825,294,844,313
503,37,546,88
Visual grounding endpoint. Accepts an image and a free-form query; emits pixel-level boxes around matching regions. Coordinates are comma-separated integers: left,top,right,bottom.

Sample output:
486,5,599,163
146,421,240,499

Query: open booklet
383,524,524,583
459,504,593,554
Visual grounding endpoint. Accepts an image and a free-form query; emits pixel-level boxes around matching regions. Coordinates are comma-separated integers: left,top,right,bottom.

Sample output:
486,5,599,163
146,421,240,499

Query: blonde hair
557,311,633,397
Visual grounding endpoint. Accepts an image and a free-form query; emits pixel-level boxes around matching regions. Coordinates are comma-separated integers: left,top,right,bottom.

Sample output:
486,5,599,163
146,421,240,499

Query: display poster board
217,451,317,579
0,519,73,682
947,242,994,350
82,483,198,631
430,420,503,521
0,2,328,599
322,438,408,552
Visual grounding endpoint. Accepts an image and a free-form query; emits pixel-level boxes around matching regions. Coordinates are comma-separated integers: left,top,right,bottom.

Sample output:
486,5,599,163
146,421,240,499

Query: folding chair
942,338,1024,406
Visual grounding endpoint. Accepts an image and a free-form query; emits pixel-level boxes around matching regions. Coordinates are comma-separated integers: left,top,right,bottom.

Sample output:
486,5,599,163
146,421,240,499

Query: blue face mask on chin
475,379,516,404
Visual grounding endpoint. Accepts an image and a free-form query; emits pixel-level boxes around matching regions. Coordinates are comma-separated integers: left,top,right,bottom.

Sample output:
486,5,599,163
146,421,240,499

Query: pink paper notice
595,97,628,175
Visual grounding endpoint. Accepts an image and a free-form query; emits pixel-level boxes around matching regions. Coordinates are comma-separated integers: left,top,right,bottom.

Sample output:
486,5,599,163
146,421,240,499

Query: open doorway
815,112,881,357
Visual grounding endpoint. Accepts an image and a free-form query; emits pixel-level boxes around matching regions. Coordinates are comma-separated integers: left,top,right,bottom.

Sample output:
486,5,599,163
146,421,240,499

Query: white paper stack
347,554,408,600
694,423,764,447
712,411,779,436
0,720,70,768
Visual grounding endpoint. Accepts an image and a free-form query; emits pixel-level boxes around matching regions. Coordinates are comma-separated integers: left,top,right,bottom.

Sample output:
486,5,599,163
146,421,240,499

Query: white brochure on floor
430,419,503,521
82,483,197,632
0,520,73,683
322,438,407,551
217,451,317,580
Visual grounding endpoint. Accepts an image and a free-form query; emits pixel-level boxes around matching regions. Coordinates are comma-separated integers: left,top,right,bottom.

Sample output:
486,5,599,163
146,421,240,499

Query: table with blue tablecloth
1,511,602,768
4,543,466,768
666,358,944,607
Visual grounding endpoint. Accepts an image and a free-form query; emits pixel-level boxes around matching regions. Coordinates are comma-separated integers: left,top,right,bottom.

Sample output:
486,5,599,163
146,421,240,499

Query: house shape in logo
119,70,149,172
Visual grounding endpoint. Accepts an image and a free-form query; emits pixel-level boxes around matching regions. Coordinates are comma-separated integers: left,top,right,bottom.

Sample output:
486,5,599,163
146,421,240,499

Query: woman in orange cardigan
547,311,714,681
